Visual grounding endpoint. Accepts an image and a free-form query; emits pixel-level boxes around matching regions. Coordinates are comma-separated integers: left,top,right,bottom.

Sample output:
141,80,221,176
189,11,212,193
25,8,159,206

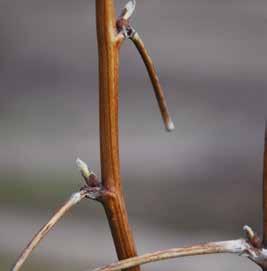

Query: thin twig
11,190,88,271
263,123,267,247
130,31,175,132
116,1,174,131
85,226,267,271
90,239,248,271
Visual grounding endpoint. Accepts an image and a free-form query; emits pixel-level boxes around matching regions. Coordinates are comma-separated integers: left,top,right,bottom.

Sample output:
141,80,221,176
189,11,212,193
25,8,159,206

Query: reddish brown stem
130,32,174,132
95,1,140,271
263,124,267,247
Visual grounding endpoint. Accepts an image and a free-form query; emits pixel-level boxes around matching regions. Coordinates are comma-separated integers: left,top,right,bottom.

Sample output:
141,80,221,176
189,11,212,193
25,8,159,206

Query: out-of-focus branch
87,226,267,271
11,190,88,271
263,124,267,248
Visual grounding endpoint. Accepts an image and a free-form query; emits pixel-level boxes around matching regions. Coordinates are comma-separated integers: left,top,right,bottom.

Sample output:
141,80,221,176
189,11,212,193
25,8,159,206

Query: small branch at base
11,190,88,271
89,239,247,271
87,226,267,271
11,159,101,271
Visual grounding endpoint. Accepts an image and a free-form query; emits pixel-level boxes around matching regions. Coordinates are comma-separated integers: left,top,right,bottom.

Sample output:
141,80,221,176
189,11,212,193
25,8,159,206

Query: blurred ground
0,0,267,270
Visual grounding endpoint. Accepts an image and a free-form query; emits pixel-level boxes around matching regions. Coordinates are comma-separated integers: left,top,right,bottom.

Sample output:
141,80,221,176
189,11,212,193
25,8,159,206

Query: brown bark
130,32,174,132
95,1,140,270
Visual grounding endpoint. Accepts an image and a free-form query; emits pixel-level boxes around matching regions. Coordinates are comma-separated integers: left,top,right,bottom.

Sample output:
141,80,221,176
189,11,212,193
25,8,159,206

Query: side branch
11,158,100,271
130,32,174,132
116,1,174,132
88,226,267,271
11,190,88,271
91,239,248,271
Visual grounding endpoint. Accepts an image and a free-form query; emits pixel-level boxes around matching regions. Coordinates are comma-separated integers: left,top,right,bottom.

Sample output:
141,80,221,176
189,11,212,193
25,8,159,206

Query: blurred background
1,0,267,270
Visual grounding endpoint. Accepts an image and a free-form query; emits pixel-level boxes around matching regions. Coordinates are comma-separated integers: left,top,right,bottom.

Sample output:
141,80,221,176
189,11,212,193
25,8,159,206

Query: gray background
0,0,267,270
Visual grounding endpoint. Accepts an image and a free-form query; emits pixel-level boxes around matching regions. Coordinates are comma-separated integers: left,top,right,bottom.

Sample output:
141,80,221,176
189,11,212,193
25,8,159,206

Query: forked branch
8,1,267,271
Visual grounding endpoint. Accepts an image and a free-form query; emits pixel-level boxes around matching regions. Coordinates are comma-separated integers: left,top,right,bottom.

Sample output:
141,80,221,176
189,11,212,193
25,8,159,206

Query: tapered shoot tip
243,225,255,239
121,0,136,20
166,120,175,132
76,158,91,179
125,0,136,18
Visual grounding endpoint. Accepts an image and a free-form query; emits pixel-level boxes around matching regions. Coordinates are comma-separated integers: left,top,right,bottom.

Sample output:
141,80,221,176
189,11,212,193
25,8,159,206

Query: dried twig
116,2,174,132
130,31,175,131
11,158,101,271
11,190,88,271
92,240,247,271
89,226,267,271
